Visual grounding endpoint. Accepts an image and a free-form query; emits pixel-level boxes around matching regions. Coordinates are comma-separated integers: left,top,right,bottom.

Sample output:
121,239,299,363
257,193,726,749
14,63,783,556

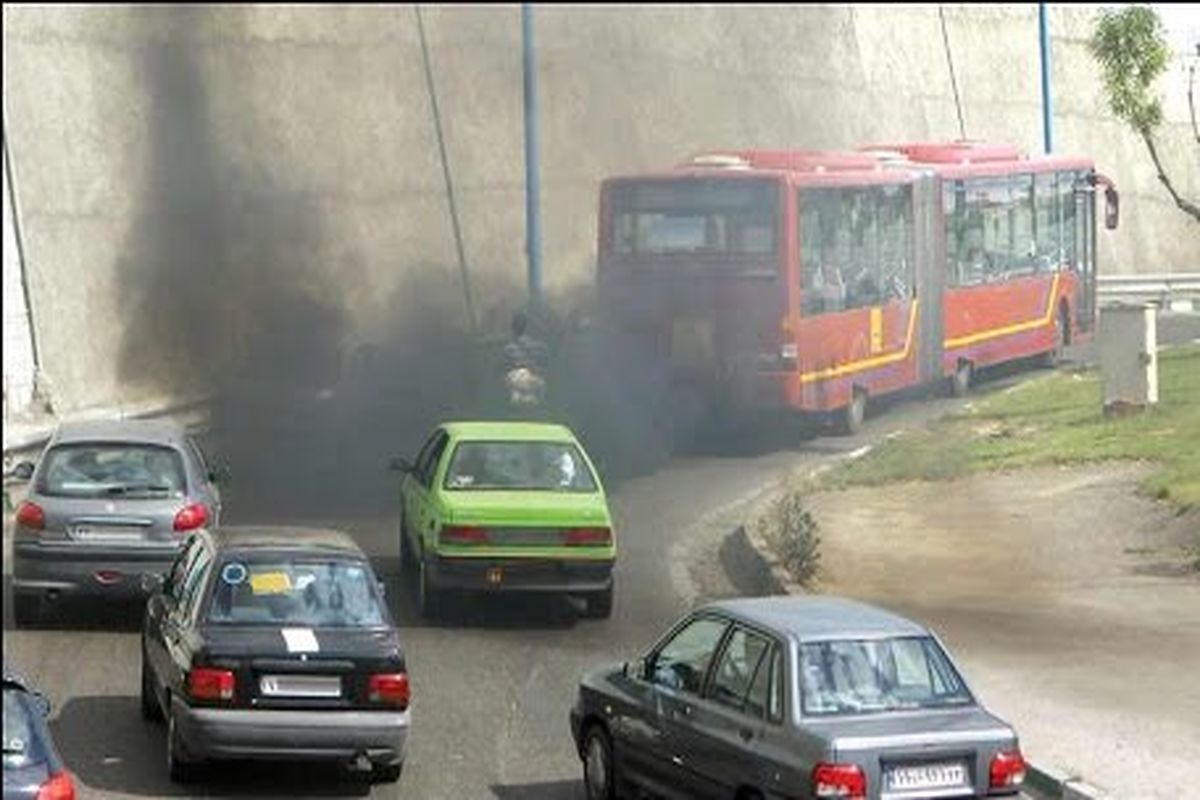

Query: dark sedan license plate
259,675,342,698
886,762,968,792
486,566,503,585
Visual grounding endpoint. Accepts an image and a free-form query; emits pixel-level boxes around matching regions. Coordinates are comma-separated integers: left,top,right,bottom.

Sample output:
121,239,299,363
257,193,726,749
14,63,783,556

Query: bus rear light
368,672,410,710
562,527,612,547
440,525,489,545
812,762,866,799
16,501,46,531
188,667,235,702
989,749,1026,789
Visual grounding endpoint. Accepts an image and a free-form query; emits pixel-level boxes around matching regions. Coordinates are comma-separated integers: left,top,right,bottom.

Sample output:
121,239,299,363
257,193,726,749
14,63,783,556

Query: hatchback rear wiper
103,483,173,496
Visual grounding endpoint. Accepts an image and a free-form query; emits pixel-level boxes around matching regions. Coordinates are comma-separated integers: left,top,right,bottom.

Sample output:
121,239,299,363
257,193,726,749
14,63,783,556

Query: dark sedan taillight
989,749,1026,791
812,762,866,799
16,500,45,531
173,503,209,532
35,771,76,800
368,672,410,710
188,666,235,703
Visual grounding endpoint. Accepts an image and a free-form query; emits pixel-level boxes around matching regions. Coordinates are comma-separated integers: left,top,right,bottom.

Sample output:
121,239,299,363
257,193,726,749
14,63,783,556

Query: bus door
913,172,943,385
1074,176,1097,332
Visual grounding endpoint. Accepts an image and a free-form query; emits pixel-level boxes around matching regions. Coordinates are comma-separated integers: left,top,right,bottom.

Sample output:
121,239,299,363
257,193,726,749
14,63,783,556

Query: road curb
1025,763,1109,799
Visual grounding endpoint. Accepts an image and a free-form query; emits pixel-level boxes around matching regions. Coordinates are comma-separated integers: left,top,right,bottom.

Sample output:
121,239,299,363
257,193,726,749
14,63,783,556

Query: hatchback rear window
38,443,186,498
208,558,386,628
798,637,973,716
444,441,597,492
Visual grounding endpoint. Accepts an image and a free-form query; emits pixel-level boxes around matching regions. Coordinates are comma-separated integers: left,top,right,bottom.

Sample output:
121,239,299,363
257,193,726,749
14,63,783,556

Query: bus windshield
609,178,778,260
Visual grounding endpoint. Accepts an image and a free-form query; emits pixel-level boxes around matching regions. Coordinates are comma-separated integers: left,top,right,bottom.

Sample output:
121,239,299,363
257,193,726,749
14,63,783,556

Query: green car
394,422,616,619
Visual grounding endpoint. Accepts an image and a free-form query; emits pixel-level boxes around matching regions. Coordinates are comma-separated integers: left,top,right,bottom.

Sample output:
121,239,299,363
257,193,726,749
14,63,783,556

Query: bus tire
841,390,866,436
950,360,972,398
1040,305,1069,368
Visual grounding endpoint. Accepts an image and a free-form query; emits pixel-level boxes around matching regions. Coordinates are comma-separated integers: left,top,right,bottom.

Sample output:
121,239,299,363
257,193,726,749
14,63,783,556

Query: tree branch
1140,129,1200,223
1189,63,1199,147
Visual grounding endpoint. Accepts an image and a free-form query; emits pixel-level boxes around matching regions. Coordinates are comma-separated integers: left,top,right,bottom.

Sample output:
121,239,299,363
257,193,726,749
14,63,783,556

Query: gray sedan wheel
583,725,616,800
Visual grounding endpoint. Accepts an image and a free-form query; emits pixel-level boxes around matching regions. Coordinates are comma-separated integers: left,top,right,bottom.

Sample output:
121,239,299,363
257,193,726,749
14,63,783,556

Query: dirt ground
808,463,1200,800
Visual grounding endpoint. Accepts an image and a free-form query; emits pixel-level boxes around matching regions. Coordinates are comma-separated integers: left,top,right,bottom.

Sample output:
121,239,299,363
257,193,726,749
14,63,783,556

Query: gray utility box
1098,304,1158,413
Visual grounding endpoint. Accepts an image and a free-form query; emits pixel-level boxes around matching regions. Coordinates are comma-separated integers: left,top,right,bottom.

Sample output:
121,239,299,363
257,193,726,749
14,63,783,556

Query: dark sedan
570,596,1026,800
3,665,76,800
140,527,409,784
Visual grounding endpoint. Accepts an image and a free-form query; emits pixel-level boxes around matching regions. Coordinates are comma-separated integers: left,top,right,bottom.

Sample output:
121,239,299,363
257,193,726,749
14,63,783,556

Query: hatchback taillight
188,667,235,702
562,526,612,546
368,672,410,710
16,500,45,531
173,503,209,532
989,749,1026,790
440,525,488,545
812,762,866,799
36,771,76,800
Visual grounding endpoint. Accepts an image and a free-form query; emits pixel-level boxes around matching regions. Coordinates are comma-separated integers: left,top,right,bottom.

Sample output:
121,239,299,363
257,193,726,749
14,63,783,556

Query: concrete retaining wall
3,4,1197,414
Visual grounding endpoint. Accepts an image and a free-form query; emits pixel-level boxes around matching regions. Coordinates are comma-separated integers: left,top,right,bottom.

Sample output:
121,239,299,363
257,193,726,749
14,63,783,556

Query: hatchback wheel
582,725,617,800
13,593,42,628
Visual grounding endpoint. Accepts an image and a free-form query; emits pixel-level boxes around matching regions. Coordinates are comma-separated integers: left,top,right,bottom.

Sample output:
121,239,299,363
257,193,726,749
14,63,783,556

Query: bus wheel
841,390,866,435
950,360,973,398
1041,306,1069,368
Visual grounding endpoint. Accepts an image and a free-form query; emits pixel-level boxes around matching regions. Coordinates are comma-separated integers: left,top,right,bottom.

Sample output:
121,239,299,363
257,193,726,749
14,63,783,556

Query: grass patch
823,345,1200,510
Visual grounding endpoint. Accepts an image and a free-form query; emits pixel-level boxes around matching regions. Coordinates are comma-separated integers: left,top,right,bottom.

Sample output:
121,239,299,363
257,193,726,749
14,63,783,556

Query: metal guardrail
1097,273,1200,309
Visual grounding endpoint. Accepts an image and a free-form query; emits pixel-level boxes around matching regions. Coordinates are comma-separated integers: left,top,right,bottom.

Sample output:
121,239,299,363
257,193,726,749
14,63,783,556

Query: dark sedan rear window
37,443,186,498
207,558,386,628
798,637,973,716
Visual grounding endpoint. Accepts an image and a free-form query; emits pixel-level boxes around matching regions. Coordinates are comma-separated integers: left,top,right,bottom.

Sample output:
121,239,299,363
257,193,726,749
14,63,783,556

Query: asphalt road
7,317,1198,799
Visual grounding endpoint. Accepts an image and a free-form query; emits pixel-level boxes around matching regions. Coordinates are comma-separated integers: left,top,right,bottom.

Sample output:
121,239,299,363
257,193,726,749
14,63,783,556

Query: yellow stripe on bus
944,273,1060,350
798,302,920,385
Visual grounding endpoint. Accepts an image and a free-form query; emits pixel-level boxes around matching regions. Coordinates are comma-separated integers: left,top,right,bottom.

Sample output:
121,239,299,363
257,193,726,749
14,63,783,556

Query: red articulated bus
595,141,1119,437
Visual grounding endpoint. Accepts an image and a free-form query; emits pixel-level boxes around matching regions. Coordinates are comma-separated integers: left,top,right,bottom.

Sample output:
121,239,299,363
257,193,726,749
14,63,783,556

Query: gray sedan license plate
886,762,967,791
259,674,342,698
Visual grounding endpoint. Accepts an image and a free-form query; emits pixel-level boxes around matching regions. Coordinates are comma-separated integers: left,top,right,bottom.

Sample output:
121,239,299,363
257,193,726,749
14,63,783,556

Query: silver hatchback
10,418,224,625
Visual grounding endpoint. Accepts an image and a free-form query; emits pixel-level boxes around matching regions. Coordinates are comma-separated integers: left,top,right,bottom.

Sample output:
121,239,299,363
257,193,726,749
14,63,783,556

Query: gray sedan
10,418,224,625
570,596,1026,800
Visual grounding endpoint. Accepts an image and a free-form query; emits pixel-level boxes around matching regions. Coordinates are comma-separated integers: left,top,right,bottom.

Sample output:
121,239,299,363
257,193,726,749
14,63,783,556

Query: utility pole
1039,2,1054,153
522,3,542,308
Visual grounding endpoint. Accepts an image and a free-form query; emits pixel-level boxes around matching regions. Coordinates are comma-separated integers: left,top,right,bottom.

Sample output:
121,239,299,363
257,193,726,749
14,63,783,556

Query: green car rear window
443,441,597,493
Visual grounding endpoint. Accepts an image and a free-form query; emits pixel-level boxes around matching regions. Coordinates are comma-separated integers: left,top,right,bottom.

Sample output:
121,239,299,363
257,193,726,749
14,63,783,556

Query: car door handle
738,727,755,742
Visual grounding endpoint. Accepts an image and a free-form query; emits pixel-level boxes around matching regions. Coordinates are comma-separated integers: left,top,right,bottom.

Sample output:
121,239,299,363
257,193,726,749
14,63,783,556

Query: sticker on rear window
221,563,247,585
281,627,319,653
250,571,292,595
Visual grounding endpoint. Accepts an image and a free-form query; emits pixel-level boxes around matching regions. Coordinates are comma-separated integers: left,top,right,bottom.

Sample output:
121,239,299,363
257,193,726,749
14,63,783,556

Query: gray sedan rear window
38,443,186,498
799,637,973,716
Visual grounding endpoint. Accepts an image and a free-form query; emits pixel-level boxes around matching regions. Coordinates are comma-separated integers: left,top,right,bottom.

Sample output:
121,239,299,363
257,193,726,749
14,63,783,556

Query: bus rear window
610,178,778,259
